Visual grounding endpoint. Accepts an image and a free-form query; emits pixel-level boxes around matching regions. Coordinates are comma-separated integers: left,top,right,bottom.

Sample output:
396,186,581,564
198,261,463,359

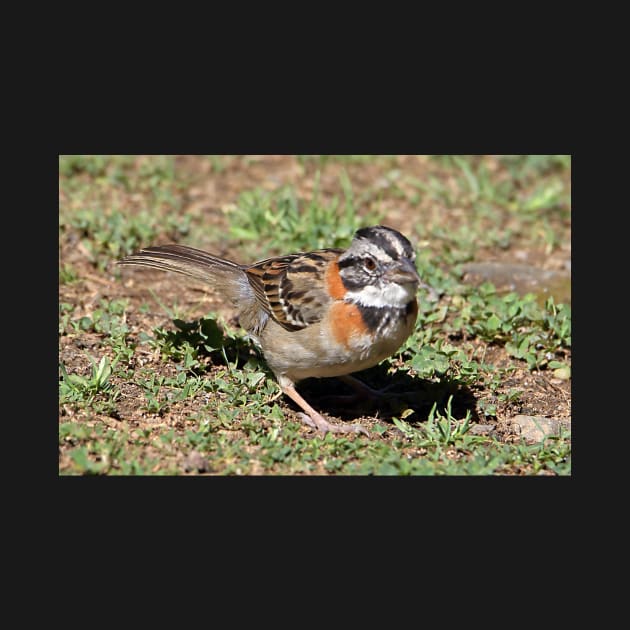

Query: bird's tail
118,244,247,302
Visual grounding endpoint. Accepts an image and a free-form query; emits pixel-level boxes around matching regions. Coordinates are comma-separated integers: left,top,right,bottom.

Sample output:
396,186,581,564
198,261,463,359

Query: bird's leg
278,378,369,436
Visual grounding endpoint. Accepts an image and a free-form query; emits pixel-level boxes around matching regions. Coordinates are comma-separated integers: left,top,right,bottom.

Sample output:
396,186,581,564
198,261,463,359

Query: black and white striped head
337,225,420,308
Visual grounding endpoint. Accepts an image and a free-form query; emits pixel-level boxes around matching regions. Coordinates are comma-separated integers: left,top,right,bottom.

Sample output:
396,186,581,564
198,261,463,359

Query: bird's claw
296,412,369,437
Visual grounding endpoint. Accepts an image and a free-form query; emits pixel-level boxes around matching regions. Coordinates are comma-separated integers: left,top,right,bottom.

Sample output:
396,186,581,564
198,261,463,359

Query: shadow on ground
296,363,479,426
156,316,479,427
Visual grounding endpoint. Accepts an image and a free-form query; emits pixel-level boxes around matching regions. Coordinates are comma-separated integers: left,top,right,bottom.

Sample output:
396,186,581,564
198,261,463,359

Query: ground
59,155,571,475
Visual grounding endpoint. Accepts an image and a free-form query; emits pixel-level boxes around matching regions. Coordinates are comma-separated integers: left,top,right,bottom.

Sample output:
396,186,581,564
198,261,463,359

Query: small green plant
389,395,474,449
59,355,120,414
59,302,75,334
72,298,130,335
150,316,226,370
419,396,472,445
59,263,79,284
65,298,136,363
135,371,169,414
60,355,114,398
407,341,456,379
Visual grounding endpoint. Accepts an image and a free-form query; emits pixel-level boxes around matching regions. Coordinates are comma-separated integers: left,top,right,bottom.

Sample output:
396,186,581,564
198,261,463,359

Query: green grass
58,385,571,475
228,170,384,255
59,155,194,270
59,355,121,416
59,155,571,475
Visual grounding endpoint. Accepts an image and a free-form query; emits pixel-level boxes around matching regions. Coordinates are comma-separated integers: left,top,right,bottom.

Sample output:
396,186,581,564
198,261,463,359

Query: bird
118,225,421,436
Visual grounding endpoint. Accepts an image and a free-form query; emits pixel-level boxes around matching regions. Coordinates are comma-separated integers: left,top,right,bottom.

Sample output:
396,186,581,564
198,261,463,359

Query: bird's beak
386,258,421,286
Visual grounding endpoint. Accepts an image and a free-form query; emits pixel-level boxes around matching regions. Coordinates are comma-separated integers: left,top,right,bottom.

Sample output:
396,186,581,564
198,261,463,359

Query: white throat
345,282,415,308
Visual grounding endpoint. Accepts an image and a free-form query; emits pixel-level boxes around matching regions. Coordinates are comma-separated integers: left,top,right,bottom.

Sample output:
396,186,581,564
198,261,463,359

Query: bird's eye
364,257,377,272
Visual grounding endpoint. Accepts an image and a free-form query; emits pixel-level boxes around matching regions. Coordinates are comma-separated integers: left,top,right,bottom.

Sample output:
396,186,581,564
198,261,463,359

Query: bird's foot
296,412,369,437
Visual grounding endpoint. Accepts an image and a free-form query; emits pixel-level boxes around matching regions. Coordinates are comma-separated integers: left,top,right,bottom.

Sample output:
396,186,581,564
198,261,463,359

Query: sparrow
118,225,421,436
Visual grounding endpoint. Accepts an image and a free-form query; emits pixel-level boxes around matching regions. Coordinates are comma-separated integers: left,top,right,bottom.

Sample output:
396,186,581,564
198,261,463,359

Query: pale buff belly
259,309,417,383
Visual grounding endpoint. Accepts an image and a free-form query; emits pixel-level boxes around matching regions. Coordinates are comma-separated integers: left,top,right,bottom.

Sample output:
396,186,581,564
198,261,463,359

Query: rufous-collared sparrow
118,225,421,436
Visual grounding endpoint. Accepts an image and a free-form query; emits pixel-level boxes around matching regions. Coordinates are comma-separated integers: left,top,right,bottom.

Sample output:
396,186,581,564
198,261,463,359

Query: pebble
460,262,571,304
469,424,496,435
507,415,568,443
552,366,571,380
183,450,211,473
